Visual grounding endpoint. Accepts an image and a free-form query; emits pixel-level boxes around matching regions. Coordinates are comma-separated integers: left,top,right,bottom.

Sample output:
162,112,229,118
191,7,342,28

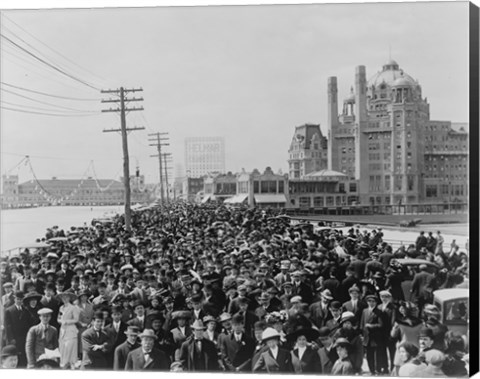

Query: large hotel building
184,137,226,178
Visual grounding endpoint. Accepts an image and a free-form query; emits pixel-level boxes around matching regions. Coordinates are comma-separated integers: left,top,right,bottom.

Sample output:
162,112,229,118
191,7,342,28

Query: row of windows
425,164,468,171
297,195,359,208
426,184,465,197
424,174,468,180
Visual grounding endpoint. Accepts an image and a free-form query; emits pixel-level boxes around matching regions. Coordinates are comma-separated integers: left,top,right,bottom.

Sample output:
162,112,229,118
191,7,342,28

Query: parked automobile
433,288,469,336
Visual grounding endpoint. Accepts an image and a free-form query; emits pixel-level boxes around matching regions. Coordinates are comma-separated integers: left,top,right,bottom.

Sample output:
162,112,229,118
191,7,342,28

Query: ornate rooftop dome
367,60,416,88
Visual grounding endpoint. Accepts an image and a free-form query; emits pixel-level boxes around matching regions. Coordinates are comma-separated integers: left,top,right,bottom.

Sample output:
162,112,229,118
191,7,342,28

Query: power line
2,14,114,88
0,100,98,114
1,89,100,113
1,105,101,117
0,81,100,101
1,33,100,91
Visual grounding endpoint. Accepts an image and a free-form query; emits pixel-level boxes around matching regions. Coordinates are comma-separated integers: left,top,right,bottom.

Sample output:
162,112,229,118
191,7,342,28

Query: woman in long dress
58,292,81,369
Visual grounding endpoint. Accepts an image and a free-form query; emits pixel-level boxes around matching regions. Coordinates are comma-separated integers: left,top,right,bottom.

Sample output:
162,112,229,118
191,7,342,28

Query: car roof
434,288,469,302
395,258,439,267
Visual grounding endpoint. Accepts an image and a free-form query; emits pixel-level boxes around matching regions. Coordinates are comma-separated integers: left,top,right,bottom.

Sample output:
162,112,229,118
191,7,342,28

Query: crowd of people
0,202,470,376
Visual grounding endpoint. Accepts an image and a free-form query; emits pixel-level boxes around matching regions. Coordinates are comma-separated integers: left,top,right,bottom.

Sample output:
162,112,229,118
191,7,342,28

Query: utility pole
162,152,173,201
148,132,170,203
101,87,144,232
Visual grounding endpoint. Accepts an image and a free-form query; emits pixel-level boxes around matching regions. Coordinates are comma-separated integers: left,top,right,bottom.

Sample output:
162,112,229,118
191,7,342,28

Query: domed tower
358,59,430,206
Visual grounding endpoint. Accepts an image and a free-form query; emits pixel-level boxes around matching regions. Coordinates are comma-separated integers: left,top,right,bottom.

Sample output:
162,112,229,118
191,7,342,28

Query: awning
224,194,248,204
254,194,287,204
201,194,215,204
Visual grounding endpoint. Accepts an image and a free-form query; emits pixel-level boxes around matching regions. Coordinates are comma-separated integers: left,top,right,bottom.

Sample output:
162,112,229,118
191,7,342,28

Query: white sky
0,0,471,185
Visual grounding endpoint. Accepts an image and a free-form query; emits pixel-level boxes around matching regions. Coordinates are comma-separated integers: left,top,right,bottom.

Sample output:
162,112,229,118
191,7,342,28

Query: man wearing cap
81,311,111,369
178,320,220,371
325,301,343,333
410,264,435,310
309,289,334,329
25,308,59,368
113,326,140,370
125,329,171,370
360,294,386,375
191,293,207,321
273,261,291,288
219,313,256,372
378,290,397,372
4,291,30,367
40,283,61,329
128,300,147,331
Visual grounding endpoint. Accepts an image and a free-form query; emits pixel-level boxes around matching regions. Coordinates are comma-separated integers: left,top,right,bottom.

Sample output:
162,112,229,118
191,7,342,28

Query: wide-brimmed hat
146,310,164,322
23,292,42,304
290,296,302,304
320,289,333,300
191,320,206,330
35,353,60,368
58,291,78,302
286,327,320,344
203,315,217,324
261,327,281,342
219,312,232,323
339,311,356,325
348,285,360,294
1,345,18,358
139,329,157,340
365,294,378,302
333,337,351,348
124,326,140,336
172,310,192,320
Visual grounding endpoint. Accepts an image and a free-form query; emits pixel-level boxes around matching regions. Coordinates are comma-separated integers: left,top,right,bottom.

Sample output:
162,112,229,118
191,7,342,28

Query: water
0,205,469,254
1,205,123,252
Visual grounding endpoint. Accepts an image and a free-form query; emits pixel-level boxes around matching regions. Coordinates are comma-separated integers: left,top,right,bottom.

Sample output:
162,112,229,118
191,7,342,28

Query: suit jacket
410,271,435,301
25,323,59,367
125,346,171,371
331,357,355,375
291,281,313,304
78,302,94,328
317,346,337,374
253,347,293,373
291,346,322,373
309,301,332,329
104,321,128,350
360,307,384,347
81,326,111,368
4,304,31,346
178,338,220,371
171,326,192,349
342,299,367,323
2,292,15,308
219,332,255,372
113,340,140,370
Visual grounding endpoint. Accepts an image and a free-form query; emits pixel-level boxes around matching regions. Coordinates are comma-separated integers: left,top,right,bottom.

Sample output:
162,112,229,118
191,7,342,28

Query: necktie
43,325,47,339
115,324,119,333
352,301,357,313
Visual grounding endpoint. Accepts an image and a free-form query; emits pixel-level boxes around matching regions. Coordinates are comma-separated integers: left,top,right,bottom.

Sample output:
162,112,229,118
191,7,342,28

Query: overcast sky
0,1,470,185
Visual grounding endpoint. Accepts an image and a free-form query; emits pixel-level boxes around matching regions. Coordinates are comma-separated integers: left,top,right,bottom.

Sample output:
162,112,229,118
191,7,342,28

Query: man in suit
325,301,343,333
170,311,193,354
410,264,435,310
104,305,128,367
228,284,248,315
39,283,61,330
81,311,111,369
4,291,31,367
127,300,147,331
360,294,386,375
125,329,171,370
219,313,255,372
378,290,397,372
273,261,291,288
291,271,313,304
253,327,293,373
342,284,366,323
178,320,220,371
309,289,333,329
113,326,140,370
190,293,207,322
316,326,338,374
25,308,58,368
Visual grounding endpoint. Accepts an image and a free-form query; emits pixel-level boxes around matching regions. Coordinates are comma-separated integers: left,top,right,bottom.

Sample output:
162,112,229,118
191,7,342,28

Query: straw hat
261,327,281,342
138,329,157,340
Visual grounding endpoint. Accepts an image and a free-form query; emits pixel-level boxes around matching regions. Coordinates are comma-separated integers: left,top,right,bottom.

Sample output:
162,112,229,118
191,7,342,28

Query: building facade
203,172,237,202
1,176,151,208
184,137,226,178
327,59,468,207
288,124,328,179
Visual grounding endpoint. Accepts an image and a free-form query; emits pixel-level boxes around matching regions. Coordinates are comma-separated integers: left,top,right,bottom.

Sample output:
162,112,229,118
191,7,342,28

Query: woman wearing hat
58,291,81,369
286,327,322,373
331,338,355,375
333,311,364,374
1,345,18,369
390,302,423,375
23,292,43,328
252,327,293,373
